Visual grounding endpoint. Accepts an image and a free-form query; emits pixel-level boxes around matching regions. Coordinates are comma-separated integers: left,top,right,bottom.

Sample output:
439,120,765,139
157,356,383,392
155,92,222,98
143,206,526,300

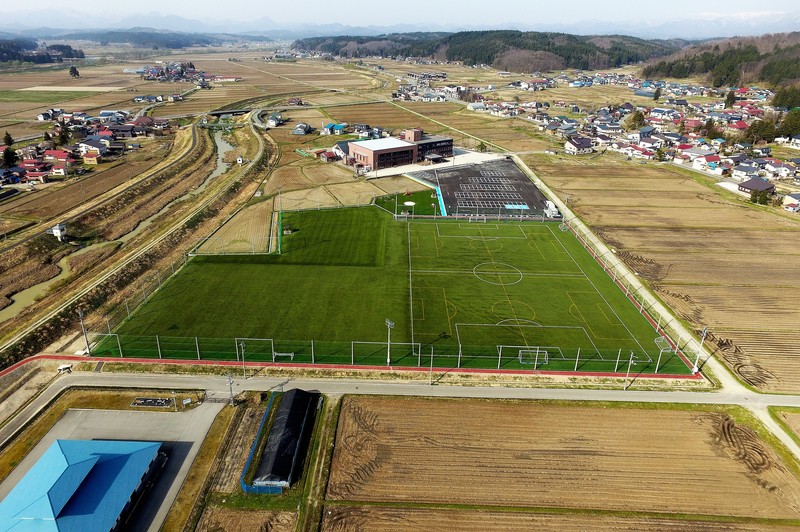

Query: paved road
4,370,800,466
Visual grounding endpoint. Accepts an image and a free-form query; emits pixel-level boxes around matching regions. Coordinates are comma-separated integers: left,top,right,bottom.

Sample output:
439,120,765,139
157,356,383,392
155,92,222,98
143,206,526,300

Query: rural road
4,369,800,466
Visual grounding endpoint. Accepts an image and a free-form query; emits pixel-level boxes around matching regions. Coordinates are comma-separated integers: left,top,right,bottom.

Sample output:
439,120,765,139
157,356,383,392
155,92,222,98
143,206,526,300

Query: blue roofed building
0,439,164,531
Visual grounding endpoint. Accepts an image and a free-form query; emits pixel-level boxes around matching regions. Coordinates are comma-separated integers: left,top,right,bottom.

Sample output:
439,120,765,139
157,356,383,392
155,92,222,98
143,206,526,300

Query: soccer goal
559,222,569,232
497,345,563,369
469,215,487,223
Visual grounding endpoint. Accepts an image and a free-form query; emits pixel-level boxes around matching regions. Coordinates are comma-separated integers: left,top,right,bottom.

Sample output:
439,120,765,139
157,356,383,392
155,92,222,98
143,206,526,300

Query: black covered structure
253,389,321,488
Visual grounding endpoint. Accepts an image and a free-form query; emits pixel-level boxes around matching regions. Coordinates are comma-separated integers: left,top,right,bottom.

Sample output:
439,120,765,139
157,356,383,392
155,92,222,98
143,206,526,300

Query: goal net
559,222,569,232
519,346,563,366
469,215,487,223
498,345,563,368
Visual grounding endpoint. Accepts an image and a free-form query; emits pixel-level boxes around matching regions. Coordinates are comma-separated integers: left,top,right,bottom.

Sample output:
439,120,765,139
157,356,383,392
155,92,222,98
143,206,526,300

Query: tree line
643,42,800,87
0,39,84,63
294,31,677,70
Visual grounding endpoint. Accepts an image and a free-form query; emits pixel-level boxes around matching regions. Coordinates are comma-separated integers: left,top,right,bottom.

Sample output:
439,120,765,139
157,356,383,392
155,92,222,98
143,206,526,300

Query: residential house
732,164,760,180
77,140,107,156
292,123,310,135
564,136,593,155
738,177,775,196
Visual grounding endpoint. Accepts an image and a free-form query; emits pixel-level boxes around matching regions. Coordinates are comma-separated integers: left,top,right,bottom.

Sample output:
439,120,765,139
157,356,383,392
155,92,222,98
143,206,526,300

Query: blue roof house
0,439,163,531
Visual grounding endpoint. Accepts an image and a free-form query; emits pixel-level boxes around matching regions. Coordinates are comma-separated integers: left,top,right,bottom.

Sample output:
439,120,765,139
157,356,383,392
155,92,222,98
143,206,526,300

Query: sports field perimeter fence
88,331,689,375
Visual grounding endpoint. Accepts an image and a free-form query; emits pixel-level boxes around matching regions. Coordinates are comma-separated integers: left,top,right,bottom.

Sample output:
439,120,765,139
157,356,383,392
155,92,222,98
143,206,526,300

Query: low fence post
614,349,621,372
574,348,581,371
311,340,315,365
196,337,201,360
156,335,162,359
116,335,123,358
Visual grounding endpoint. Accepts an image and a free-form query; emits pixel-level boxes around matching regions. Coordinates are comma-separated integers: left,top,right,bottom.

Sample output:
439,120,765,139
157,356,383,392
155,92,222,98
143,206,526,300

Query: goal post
497,345,563,369
468,215,487,223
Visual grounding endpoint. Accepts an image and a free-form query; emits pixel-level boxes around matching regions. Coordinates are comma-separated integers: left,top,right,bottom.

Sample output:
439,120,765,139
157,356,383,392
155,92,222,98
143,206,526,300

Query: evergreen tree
68,66,80,78
3,131,12,146
626,110,646,130
653,87,662,101
57,127,70,146
2,146,18,167
725,90,736,109
778,109,800,137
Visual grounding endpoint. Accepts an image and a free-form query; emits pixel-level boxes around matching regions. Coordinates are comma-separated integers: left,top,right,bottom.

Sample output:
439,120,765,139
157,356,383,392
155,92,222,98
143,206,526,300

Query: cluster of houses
1,110,169,185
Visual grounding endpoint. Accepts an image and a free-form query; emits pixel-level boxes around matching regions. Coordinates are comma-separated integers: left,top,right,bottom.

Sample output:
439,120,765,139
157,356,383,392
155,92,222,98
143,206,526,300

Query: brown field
278,187,341,211
326,180,385,206
401,102,552,151
527,155,800,392
328,397,800,521
196,507,295,532
198,198,273,254
327,102,441,134
322,506,792,532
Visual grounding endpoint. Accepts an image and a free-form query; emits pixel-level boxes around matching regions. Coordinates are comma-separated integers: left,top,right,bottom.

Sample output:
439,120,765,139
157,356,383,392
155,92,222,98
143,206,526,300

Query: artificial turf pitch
102,207,691,374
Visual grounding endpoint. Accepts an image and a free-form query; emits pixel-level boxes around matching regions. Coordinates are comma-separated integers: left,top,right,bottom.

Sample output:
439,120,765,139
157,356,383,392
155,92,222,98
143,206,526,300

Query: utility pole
227,373,234,405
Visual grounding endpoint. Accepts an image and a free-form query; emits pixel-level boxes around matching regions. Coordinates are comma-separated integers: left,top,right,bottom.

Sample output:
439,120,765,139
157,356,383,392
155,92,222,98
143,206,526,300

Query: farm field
525,154,800,391
196,198,274,255
326,397,800,525
102,205,686,374
0,142,169,220
323,507,785,531
401,101,552,152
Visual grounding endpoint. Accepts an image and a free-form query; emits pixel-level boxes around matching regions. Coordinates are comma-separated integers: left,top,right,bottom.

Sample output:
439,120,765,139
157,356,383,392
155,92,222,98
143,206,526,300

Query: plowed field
526,156,800,392
328,397,800,521
323,506,786,531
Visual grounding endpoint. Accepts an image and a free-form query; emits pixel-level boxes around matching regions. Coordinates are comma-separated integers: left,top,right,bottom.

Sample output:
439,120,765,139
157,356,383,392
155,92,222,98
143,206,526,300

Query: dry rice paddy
527,155,800,392
326,397,800,527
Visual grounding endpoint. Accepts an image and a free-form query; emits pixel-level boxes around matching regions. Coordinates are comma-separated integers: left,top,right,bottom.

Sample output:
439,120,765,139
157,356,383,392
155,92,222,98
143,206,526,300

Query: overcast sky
3,0,799,37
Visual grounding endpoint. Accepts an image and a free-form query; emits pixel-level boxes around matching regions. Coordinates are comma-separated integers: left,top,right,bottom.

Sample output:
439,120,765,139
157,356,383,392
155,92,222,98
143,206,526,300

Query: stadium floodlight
693,326,708,374
385,319,395,366
624,352,637,390
77,309,90,355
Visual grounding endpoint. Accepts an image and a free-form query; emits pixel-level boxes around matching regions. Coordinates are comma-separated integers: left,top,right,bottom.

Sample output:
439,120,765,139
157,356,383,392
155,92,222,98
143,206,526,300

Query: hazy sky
3,0,799,26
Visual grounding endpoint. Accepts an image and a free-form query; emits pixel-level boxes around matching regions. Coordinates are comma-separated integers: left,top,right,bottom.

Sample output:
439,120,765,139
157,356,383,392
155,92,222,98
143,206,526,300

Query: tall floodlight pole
385,319,394,366
624,352,637,390
77,309,91,355
693,326,708,374
239,341,246,379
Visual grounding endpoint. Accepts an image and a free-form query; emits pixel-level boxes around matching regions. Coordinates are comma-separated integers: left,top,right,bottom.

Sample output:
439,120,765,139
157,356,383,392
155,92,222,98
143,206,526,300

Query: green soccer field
102,206,690,374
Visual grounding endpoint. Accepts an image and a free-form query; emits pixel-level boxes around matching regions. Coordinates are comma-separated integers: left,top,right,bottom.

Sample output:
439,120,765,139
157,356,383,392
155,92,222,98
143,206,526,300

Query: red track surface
1,353,702,381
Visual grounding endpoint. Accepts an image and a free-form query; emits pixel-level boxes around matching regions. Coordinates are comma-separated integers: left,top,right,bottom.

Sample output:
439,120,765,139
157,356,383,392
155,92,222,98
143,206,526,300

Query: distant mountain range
1,11,800,40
